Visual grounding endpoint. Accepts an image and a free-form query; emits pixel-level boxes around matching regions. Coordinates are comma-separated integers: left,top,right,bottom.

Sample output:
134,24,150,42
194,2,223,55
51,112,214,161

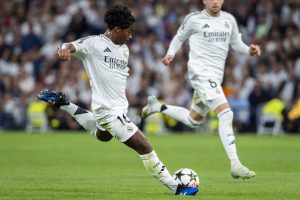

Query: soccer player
38,5,197,195
143,0,261,179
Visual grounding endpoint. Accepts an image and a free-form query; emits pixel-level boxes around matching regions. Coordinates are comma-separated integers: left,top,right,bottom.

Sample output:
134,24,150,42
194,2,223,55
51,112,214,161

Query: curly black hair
104,5,136,30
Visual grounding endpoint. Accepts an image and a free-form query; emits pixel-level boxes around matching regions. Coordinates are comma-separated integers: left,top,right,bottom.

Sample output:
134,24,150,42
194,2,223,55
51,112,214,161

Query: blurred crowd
0,0,300,133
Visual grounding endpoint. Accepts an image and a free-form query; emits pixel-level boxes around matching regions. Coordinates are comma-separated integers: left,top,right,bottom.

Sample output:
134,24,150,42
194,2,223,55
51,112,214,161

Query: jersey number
209,79,217,88
117,114,131,125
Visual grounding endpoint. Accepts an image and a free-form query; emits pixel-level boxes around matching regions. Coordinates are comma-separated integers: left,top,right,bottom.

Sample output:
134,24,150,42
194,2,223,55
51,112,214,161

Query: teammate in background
143,0,261,179
38,5,197,195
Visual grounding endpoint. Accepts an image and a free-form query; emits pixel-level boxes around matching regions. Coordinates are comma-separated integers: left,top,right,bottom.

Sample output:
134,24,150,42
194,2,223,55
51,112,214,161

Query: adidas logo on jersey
202,24,210,28
104,47,111,52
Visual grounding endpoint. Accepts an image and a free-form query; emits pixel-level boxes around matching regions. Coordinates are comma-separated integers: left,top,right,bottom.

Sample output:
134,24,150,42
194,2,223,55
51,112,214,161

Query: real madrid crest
126,124,133,132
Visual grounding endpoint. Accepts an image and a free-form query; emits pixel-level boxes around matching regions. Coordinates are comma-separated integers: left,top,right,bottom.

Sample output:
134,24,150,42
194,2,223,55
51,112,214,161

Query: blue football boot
175,185,199,196
37,89,69,108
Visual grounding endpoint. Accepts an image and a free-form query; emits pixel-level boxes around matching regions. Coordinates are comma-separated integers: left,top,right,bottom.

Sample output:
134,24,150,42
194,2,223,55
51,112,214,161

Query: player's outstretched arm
57,43,76,61
249,44,261,57
162,35,184,65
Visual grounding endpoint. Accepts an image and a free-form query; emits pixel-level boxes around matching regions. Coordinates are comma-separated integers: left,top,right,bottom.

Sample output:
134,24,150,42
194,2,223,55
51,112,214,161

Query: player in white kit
143,0,261,179
38,5,198,195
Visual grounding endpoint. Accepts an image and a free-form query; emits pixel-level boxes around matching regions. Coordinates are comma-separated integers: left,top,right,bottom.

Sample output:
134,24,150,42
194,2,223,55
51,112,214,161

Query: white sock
140,151,178,194
217,109,242,167
161,105,201,128
60,103,102,136
60,103,78,115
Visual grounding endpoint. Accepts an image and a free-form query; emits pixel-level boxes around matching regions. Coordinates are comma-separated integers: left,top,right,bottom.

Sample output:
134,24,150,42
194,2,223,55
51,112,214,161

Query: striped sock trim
217,108,231,118
160,104,168,112
74,107,88,115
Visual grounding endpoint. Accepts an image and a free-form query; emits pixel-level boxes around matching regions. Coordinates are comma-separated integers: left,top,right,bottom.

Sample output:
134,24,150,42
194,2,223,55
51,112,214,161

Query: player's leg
124,131,198,195
61,104,113,141
37,89,113,141
105,116,197,195
122,129,152,154
212,98,256,179
95,129,113,142
142,95,204,128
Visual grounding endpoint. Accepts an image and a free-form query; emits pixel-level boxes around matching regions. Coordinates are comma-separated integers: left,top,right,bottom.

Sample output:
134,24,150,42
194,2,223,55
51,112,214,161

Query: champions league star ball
173,168,200,188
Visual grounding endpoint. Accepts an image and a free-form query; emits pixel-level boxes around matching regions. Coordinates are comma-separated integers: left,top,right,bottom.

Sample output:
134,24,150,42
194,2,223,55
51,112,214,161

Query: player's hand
249,44,261,57
162,55,174,65
58,48,71,61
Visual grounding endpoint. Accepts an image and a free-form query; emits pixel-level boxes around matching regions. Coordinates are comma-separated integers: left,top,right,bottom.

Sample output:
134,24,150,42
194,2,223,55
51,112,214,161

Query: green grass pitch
0,132,299,200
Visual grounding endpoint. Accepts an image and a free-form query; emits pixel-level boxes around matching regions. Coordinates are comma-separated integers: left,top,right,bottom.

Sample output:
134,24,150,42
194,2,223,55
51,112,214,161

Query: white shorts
96,114,138,142
190,84,228,117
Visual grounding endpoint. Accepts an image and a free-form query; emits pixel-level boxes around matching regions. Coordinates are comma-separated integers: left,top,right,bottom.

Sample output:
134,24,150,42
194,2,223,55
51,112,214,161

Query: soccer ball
173,168,199,188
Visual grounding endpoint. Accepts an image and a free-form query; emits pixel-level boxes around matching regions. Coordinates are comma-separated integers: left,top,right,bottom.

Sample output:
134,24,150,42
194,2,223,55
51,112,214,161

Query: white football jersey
167,9,249,88
71,34,130,122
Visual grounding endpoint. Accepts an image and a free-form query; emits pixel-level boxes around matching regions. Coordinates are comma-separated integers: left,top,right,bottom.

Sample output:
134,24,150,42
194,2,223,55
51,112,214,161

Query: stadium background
1,1,300,200
0,0,300,134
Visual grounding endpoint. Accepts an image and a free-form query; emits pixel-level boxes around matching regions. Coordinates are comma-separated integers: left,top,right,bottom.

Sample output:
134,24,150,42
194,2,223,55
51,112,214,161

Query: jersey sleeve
166,35,184,56
229,16,249,55
176,13,195,41
71,36,96,59
167,13,195,56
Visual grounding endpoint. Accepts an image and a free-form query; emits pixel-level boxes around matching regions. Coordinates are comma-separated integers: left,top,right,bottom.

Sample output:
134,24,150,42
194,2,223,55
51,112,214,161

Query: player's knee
123,130,153,154
96,129,113,142
187,115,202,128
